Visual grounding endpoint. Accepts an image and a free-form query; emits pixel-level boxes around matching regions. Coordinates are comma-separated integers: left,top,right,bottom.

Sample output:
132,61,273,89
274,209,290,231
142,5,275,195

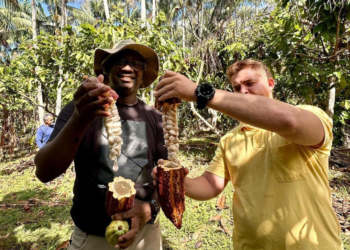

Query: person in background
36,113,54,149
153,59,342,250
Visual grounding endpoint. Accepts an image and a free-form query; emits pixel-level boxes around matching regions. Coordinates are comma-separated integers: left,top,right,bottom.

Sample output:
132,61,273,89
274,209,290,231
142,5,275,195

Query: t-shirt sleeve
48,100,75,142
205,138,230,180
297,105,333,154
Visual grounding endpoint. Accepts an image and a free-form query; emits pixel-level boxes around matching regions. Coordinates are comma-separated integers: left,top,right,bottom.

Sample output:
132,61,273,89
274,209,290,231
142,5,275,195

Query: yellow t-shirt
206,105,342,250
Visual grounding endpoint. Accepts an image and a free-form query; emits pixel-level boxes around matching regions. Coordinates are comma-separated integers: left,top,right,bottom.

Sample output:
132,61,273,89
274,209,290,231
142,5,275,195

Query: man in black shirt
35,39,167,250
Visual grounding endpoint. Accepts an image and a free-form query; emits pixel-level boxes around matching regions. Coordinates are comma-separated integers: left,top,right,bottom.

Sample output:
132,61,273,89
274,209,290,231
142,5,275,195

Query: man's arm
35,113,90,182
35,75,113,183
154,71,325,147
185,171,228,201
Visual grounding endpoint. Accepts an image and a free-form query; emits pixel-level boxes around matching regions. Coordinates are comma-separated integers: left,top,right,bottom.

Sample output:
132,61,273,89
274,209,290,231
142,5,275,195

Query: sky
41,0,85,16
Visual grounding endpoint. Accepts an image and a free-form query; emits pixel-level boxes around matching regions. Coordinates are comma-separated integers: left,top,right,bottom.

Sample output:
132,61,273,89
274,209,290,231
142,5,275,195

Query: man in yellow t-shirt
154,59,342,250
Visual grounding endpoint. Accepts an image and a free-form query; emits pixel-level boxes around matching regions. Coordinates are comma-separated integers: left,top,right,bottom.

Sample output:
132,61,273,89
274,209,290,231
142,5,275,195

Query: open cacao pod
155,98,186,229
105,176,136,217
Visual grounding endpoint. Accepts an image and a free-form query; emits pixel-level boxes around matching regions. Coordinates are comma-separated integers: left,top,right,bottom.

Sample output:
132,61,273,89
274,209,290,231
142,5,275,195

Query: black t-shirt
49,99,167,236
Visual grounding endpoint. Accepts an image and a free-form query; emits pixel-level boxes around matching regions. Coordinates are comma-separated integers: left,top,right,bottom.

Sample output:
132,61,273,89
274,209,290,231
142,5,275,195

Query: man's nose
121,64,133,71
239,86,249,94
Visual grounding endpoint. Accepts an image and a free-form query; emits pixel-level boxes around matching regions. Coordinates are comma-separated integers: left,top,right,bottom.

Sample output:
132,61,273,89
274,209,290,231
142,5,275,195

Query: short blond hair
227,59,272,80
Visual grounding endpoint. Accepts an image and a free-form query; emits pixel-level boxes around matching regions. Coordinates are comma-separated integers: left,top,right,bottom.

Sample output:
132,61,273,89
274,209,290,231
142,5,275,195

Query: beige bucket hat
94,39,159,88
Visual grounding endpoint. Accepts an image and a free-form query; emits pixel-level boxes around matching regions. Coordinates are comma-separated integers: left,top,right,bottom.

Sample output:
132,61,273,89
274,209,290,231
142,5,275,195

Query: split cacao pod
156,163,186,229
105,176,136,217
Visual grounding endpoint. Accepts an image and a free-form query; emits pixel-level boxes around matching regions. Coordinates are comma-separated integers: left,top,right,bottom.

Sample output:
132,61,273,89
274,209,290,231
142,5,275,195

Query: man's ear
268,78,275,90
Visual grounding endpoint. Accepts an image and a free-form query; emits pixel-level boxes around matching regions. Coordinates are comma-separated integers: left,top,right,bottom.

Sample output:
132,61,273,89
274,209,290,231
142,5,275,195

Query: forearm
185,173,226,201
35,112,89,182
207,90,324,145
208,90,295,133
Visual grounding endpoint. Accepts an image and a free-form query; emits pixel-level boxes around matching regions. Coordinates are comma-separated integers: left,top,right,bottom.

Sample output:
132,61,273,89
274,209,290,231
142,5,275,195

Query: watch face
200,84,215,97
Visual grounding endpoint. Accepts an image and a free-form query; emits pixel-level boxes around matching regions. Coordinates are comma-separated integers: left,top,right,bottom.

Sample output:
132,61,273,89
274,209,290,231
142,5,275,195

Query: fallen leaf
209,214,222,222
214,226,225,233
220,218,232,236
56,240,69,250
192,231,201,240
194,241,202,248
180,237,190,243
24,204,31,212
216,194,229,210
37,210,44,218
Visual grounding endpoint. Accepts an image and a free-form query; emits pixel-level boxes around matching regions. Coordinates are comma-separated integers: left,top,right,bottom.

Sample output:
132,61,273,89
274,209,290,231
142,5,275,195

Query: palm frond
68,6,96,25
0,0,20,12
11,17,32,29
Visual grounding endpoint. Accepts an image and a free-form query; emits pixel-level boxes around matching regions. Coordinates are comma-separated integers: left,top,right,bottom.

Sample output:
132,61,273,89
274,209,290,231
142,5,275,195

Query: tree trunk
32,0,44,125
141,0,146,20
127,2,130,18
32,0,37,39
326,76,336,119
149,0,157,105
182,6,186,50
37,82,44,125
199,1,204,38
342,123,350,148
56,73,63,116
152,0,156,22
103,0,110,20
61,0,67,29
56,0,67,115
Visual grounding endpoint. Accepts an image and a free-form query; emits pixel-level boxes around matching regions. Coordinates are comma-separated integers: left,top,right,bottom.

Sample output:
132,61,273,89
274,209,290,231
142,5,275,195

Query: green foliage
258,1,350,146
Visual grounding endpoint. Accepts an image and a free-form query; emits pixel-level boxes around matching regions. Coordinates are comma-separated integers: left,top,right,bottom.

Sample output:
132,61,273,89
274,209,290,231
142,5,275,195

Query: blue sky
41,0,85,16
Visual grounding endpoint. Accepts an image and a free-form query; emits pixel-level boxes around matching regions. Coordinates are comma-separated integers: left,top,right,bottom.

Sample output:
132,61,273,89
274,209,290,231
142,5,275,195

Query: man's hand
151,159,190,186
154,70,197,102
111,199,151,249
73,75,114,124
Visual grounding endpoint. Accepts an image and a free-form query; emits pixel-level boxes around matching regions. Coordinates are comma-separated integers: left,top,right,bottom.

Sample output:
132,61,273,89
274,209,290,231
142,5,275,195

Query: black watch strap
195,83,215,110
147,199,160,224
196,96,208,110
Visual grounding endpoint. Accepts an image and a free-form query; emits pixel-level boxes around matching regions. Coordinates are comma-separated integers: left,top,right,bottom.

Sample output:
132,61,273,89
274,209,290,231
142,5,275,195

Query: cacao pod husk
156,163,186,229
105,177,136,217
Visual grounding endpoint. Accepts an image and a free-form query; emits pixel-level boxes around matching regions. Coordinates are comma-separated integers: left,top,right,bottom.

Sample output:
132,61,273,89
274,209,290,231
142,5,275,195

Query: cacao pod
105,177,136,217
156,163,186,229
105,220,129,246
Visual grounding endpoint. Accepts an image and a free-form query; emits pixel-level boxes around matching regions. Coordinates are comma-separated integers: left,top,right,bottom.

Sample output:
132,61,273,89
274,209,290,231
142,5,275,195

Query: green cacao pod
105,220,130,246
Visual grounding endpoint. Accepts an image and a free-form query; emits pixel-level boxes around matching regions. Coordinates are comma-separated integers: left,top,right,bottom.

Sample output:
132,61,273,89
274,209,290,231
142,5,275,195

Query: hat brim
94,44,159,88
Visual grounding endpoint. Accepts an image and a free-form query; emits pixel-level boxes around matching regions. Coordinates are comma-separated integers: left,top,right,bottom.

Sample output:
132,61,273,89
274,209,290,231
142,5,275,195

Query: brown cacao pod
156,163,186,229
105,177,136,217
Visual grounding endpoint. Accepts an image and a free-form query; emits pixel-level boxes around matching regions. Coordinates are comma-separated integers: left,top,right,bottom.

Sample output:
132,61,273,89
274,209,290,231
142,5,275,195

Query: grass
0,139,349,250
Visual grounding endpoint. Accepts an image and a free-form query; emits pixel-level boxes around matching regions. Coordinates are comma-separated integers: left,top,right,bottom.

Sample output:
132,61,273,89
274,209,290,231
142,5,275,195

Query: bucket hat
94,39,159,88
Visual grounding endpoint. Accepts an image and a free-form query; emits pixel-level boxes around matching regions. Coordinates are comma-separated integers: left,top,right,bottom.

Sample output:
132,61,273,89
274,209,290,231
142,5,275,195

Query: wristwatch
195,83,216,110
147,199,160,224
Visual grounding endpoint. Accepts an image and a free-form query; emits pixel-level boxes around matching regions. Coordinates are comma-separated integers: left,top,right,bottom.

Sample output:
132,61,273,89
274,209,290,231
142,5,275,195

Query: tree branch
295,45,350,60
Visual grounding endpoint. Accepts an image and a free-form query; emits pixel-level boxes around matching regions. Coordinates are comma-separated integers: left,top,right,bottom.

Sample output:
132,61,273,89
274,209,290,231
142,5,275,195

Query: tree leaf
313,22,324,34
345,100,350,110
